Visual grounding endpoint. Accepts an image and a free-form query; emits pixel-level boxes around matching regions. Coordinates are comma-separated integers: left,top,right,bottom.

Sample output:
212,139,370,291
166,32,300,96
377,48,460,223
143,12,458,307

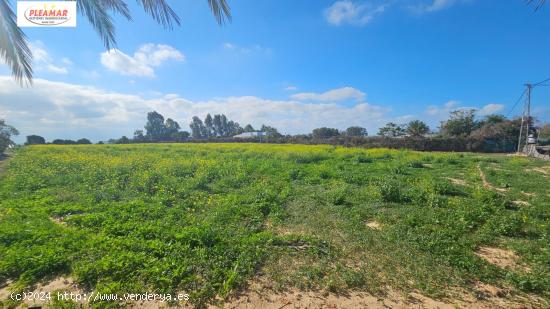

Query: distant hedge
172,136,517,153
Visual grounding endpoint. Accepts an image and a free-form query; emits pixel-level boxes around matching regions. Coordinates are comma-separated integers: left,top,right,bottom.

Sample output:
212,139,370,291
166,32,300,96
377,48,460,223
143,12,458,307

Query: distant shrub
392,165,407,175
355,155,373,163
408,160,424,168
289,153,327,164
379,180,404,203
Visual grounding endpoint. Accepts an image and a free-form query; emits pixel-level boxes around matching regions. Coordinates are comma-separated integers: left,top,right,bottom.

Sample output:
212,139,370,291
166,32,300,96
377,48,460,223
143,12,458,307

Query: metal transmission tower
517,84,532,153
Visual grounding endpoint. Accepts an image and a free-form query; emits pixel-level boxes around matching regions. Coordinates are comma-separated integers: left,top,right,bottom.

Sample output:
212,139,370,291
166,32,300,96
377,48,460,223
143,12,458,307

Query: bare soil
529,167,550,176
446,177,468,186
2,276,546,308
365,221,382,230
217,280,547,309
512,200,530,206
475,246,529,272
0,277,83,308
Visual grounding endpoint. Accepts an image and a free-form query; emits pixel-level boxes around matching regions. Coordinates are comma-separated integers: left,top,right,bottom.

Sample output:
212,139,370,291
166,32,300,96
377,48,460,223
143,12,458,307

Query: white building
233,132,266,139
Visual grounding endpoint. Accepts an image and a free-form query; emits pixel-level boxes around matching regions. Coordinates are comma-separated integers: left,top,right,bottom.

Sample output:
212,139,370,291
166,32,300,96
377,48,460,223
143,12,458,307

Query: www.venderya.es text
11,291,189,303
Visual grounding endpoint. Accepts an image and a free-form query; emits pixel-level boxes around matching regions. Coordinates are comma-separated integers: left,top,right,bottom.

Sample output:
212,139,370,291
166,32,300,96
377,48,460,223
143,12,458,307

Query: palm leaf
100,0,132,21
77,0,118,49
208,0,232,24
0,0,32,86
136,0,180,29
0,0,231,86
526,0,546,10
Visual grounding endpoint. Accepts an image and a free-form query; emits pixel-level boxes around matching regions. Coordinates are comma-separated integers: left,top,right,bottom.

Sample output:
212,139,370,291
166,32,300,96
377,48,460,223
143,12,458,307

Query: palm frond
0,0,32,86
526,0,545,10
100,0,132,21
136,0,180,29
208,0,232,25
0,0,231,87
77,0,117,49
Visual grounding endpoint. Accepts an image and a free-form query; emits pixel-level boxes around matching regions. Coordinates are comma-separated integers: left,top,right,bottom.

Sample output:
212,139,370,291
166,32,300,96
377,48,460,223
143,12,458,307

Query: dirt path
477,164,507,193
0,153,10,175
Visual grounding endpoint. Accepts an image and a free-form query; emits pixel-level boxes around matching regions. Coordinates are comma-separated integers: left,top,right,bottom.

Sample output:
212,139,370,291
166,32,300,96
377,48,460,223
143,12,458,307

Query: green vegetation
0,144,548,308
0,120,18,154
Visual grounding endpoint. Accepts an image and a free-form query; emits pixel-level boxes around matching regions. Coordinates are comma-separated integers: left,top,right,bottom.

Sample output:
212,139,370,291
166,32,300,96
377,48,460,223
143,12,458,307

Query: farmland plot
0,144,548,308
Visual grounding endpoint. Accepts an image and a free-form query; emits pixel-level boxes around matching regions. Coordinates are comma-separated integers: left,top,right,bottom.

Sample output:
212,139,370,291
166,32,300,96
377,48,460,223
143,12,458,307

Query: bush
0,120,18,153
379,180,404,203
25,135,46,145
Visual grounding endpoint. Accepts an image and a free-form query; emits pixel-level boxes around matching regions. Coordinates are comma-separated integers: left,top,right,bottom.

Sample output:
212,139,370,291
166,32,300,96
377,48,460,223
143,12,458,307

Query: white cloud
291,87,366,102
61,58,73,65
425,0,457,12
411,0,463,13
222,42,270,54
324,0,466,25
0,77,390,142
30,41,69,75
223,42,236,50
478,103,504,116
100,44,184,77
426,100,460,117
284,86,298,91
426,100,505,119
325,1,386,26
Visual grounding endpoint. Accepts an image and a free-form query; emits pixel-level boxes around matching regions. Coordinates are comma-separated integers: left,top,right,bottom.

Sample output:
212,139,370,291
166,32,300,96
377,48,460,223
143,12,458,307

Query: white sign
17,1,76,27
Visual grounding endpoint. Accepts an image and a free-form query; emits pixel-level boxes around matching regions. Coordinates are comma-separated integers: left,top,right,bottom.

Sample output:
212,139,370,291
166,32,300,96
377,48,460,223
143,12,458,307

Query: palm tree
0,0,231,86
405,120,430,137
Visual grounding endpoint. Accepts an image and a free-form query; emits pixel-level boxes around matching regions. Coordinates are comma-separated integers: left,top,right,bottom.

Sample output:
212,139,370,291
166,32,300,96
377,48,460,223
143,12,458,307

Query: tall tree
477,114,507,129
204,114,213,137
440,109,478,137
260,125,282,137
220,114,228,137
345,126,368,137
0,0,232,85
378,122,405,137
243,124,255,133
164,118,181,140
144,111,166,141
405,120,430,137
0,119,18,153
227,121,243,136
213,114,222,136
190,116,206,139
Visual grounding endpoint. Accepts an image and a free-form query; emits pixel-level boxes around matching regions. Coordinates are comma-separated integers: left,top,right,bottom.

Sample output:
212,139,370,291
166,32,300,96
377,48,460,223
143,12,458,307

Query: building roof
233,132,266,138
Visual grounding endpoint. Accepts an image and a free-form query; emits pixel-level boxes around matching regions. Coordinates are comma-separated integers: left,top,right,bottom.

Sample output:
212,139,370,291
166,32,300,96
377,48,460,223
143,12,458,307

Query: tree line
114,111,284,144
1,109,549,153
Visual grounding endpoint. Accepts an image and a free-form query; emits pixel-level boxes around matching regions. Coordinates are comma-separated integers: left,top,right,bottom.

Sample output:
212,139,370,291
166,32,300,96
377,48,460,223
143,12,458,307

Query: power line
532,77,550,87
507,76,550,117
506,88,527,118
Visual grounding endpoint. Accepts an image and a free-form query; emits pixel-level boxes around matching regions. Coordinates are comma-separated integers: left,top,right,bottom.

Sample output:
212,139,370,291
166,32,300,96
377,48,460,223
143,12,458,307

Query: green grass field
0,144,548,308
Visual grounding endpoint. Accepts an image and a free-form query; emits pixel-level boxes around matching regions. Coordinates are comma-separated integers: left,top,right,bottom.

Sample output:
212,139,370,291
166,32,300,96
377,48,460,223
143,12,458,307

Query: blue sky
1,0,550,142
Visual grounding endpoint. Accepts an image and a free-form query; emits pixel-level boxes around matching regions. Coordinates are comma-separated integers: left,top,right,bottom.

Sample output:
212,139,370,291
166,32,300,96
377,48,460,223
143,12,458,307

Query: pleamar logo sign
17,1,77,27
